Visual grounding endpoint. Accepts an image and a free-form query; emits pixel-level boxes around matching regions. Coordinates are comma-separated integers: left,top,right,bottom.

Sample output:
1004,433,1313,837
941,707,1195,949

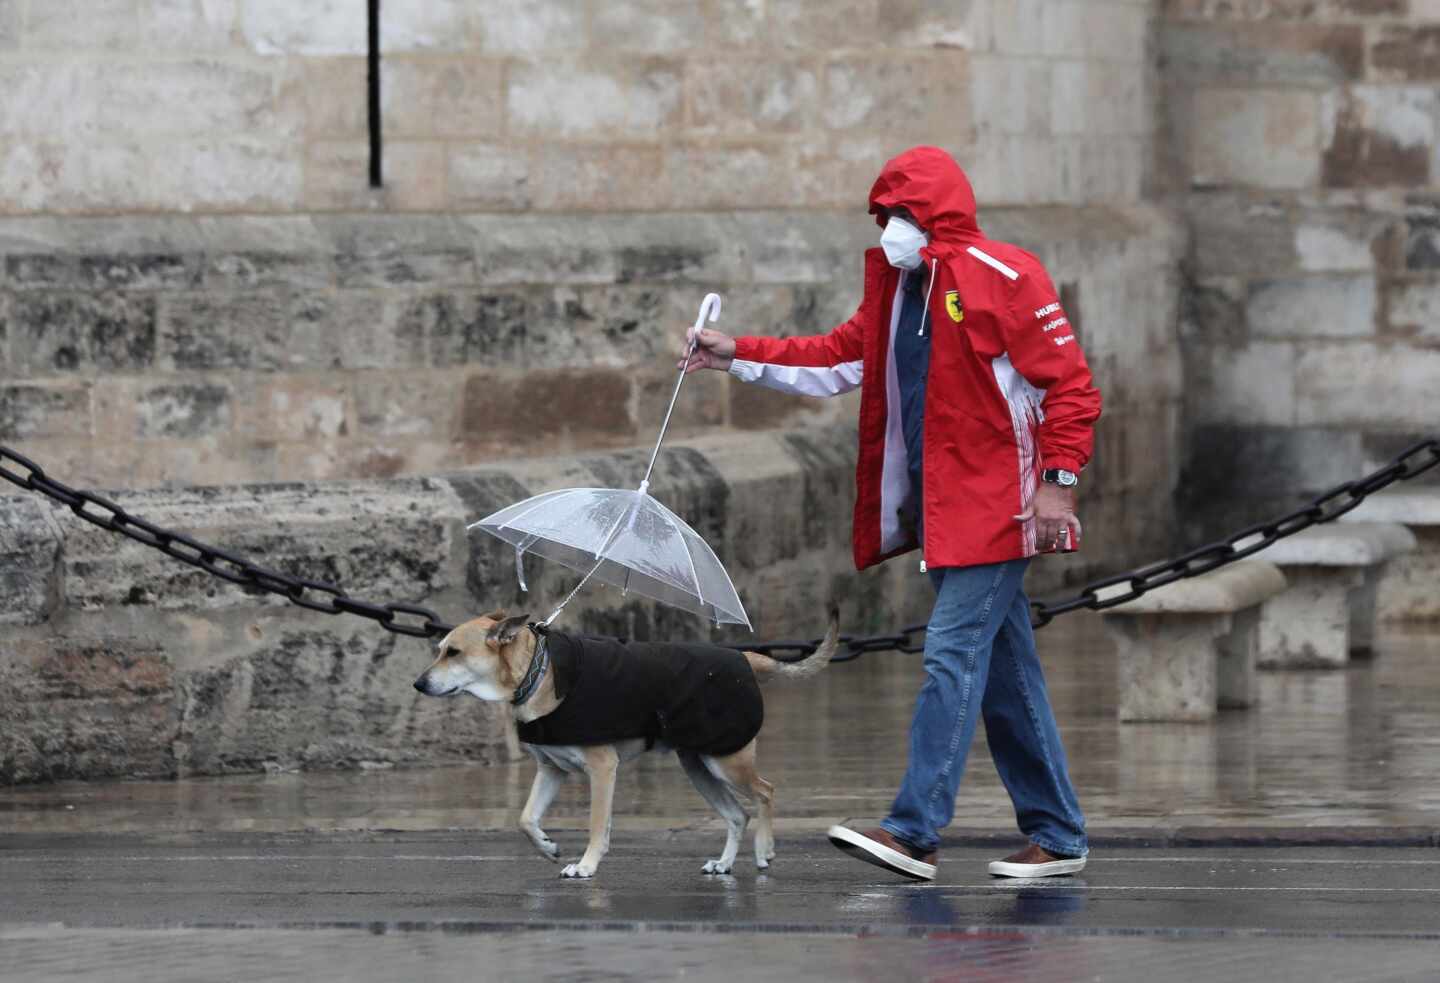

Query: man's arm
1001,262,1102,550
1002,266,1102,473
682,310,867,399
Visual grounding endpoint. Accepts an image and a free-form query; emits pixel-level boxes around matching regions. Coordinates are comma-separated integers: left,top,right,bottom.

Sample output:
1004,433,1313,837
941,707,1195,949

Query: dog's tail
745,604,840,683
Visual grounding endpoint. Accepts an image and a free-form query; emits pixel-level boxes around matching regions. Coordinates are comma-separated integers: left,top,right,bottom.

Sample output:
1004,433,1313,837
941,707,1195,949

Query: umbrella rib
660,508,705,609
482,488,574,532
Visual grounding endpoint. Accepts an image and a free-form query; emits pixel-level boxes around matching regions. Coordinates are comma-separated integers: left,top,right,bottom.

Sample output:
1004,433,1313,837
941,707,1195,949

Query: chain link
3,437,1437,656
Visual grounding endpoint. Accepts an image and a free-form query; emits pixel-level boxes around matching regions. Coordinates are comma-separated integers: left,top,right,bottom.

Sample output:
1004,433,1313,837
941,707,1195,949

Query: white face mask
880,216,928,270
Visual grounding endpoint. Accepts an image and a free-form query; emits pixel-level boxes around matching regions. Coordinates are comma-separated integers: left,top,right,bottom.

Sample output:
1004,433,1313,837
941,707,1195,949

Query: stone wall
1160,0,1440,535
0,0,1154,215
0,207,1184,497
0,426,927,785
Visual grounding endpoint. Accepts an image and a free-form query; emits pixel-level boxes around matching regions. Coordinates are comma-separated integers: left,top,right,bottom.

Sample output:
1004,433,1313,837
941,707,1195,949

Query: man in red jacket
682,146,1100,881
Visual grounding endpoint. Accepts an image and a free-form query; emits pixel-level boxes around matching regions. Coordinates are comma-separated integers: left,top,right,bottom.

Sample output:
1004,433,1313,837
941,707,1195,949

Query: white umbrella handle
640,292,721,491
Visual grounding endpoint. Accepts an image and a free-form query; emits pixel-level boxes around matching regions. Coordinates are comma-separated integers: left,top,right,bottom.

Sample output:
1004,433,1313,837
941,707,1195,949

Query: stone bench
1339,489,1440,623
1101,561,1288,722
1257,522,1417,668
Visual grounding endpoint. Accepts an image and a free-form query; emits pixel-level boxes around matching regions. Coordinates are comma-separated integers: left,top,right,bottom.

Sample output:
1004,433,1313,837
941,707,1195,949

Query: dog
413,608,838,878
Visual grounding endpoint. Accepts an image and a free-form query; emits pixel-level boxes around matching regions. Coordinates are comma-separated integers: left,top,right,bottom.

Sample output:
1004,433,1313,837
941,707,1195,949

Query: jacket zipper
919,257,937,571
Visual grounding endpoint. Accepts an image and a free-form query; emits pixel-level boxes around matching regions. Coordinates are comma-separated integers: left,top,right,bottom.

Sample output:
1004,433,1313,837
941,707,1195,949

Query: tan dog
414,610,838,878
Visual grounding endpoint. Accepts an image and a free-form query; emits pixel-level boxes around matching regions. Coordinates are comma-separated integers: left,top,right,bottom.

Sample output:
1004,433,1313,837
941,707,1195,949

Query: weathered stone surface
0,381,92,440
9,293,157,375
0,638,179,784
1163,22,1364,85
1192,88,1321,188
5,252,199,291
1260,521,1417,566
460,368,634,449
0,496,62,627
1108,561,1289,615
1370,25,1440,80
1295,343,1440,425
1259,564,1365,667
1321,86,1435,188
1245,275,1376,338
159,293,292,371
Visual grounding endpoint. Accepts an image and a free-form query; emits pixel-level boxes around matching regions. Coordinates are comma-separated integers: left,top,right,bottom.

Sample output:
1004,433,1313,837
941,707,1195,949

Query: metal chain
3,437,1437,655
741,437,1440,661
0,446,456,640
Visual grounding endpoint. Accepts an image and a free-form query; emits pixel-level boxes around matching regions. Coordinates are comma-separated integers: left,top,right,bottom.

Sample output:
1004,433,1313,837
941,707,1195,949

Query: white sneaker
988,844,1086,878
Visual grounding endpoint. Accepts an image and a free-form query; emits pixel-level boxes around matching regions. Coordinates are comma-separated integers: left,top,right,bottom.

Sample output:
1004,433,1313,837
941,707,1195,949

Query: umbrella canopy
471,486,750,628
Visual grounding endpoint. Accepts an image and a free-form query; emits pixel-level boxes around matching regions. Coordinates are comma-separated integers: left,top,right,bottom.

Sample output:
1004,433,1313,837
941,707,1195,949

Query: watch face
1059,470,1078,487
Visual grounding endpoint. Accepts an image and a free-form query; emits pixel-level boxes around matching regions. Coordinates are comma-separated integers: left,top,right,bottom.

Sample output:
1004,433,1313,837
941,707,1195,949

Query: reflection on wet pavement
2,616,1437,836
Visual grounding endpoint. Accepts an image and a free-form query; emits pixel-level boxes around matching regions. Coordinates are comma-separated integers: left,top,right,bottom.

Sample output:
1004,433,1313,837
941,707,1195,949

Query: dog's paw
755,857,770,870
534,837,560,862
560,862,596,879
701,859,733,875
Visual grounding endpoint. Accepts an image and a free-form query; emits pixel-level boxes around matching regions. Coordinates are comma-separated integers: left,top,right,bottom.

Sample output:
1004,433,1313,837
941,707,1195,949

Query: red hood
867,146,980,242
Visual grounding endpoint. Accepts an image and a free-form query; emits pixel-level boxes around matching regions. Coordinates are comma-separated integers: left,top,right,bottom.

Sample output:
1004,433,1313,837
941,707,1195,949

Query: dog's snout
413,676,429,694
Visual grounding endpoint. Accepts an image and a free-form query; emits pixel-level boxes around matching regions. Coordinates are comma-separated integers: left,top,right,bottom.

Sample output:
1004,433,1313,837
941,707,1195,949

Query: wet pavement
3,617,1439,979
2,835,1439,981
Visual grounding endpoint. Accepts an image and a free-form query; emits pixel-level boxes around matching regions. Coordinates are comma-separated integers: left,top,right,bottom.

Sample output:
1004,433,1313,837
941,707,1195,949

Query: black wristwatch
1042,468,1078,488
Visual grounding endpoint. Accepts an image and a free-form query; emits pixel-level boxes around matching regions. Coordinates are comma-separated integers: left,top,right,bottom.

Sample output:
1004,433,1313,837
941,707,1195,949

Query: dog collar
510,629,550,706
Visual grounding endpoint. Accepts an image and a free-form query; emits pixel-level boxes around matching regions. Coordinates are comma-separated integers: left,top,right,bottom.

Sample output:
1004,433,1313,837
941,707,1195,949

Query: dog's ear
482,608,508,621
485,614,531,650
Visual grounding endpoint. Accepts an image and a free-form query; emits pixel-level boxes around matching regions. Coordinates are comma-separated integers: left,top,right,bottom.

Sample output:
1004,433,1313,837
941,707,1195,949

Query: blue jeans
881,559,1088,856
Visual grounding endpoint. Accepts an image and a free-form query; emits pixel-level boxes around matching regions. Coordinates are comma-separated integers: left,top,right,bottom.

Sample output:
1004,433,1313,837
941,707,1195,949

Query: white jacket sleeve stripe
729,358,863,397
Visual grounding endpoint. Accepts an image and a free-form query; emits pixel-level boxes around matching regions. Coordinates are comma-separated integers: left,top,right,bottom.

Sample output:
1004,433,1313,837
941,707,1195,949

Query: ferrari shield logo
945,290,964,323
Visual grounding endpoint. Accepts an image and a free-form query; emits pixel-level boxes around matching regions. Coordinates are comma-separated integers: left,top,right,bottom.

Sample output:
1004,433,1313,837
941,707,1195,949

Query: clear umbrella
470,294,752,629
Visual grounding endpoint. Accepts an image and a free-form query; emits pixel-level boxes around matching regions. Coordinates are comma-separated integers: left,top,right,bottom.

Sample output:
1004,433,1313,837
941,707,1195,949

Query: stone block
402,291,530,368
241,0,365,55
22,0,137,50
993,0,1047,55
447,143,532,211
463,214,617,286
0,0,19,49
133,381,234,440
663,142,829,211
1294,209,1393,273
1161,22,1364,86
1245,275,1376,338
589,0,704,52
1322,86,1435,188
0,638,179,783
0,496,62,627
822,55,973,139
459,369,634,450
1403,194,1440,270
5,253,199,291
883,0,991,49
137,0,240,51
1185,193,1299,276
1052,62,1145,138
99,59,299,139
528,144,665,211
1102,561,1287,721
353,368,461,440
1369,25,1440,81
1295,343,1440,426
506,57,682,138
970,57,1052,137
768,0,881,48
236,377,350,443
687,60,819,136
56,478,462,614
300,57,368,138
1386,280,1440,340
159,293,292,371
1190,342,1297,427
526,285,669,369
9,293,157,375
1340,491,1440,622
383,58,504,139
1257,523,1416,666
1191,87,1321,189
0,381,92,440
475,0,585,52
203,250,333,291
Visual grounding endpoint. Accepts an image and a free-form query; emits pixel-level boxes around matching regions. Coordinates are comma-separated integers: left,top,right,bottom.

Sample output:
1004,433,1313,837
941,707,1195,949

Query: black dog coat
516,630,764,757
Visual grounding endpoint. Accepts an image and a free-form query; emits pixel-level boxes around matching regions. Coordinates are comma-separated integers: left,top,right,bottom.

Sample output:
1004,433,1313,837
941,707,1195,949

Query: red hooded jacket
730,147,1102,571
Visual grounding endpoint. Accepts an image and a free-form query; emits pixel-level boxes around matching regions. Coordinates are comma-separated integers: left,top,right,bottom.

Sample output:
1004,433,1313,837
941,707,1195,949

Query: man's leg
879,559,1030,853
981,582,1088,874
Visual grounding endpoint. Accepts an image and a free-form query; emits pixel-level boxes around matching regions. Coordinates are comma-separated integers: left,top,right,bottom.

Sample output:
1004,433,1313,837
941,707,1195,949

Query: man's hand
679,328,736,374
1014,483,1082,552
